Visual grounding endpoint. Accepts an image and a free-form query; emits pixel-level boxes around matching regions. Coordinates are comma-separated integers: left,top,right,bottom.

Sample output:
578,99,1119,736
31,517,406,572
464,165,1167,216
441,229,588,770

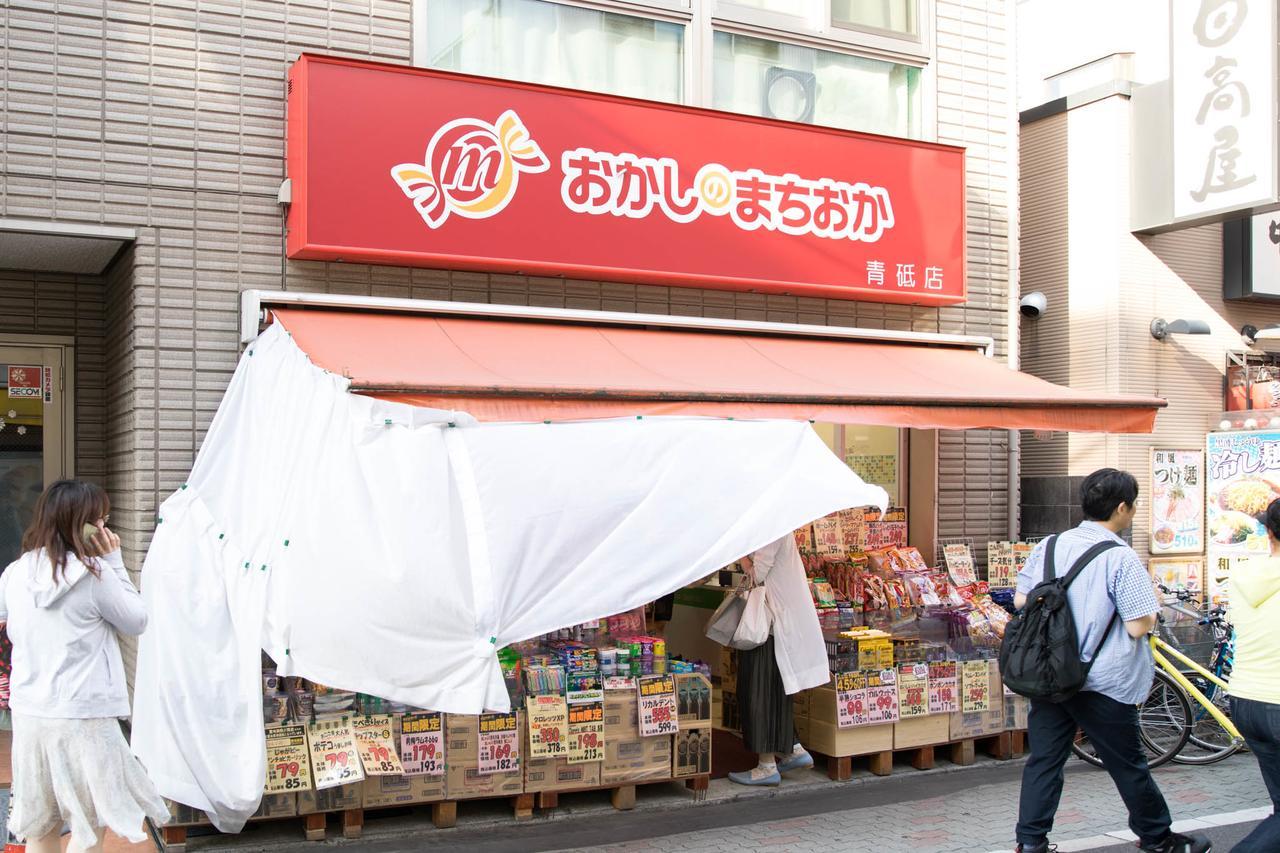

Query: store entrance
0,344,71,567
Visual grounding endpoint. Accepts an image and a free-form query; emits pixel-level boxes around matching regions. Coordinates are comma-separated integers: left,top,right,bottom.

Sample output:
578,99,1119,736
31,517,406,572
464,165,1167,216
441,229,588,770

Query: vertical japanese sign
987,542,1018,589
477,712,520,775
306,715,365,790
864,669,900,724
834,671,868,729
400,712,445,776
352,714,404,776
1206,430,1280,556
1172,0,1277,220
265,723,314,793
637,675,679,737
897,663,930,718
1150,449,1205,555
927,661,959,714
961,660,992,713
567,701,605,764
527,695,569,758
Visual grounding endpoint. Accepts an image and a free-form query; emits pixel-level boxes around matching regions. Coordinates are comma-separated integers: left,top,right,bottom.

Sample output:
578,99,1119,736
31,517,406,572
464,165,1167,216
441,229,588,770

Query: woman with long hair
1,480,167,853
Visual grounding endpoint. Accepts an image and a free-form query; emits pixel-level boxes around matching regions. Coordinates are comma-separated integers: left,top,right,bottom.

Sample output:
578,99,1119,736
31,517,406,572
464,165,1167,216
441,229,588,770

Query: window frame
412,0,937,141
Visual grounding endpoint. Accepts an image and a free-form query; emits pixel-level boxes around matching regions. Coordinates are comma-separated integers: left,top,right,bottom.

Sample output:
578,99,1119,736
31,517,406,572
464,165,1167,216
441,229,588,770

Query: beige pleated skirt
8,713,168,848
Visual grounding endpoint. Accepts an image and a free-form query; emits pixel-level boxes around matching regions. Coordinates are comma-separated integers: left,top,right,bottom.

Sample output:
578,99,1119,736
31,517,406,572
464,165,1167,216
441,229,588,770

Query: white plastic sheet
131,323,886,830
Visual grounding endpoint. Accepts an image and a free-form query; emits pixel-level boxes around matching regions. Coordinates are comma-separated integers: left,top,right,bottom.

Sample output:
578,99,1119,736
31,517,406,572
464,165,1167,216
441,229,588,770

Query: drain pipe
1006,0,1022,543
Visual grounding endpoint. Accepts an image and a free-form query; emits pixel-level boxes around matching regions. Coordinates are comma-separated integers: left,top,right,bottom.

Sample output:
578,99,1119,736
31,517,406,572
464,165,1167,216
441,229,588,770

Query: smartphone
82,523,100,541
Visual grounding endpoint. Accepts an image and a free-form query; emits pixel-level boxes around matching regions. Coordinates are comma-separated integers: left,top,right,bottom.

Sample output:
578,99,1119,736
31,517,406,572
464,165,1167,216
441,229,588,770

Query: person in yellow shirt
1227,498,1280,853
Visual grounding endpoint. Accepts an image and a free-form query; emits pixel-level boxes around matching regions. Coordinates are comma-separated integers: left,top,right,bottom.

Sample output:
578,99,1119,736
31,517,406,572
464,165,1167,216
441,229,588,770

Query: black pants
1016,691,1172,847
1231,696,1280,853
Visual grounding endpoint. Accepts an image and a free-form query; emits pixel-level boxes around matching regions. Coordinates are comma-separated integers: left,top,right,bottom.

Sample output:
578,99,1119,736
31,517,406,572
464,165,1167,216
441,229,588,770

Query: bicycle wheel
1172,674,1242,765
1137,669,1193,768
1070,670,1190,770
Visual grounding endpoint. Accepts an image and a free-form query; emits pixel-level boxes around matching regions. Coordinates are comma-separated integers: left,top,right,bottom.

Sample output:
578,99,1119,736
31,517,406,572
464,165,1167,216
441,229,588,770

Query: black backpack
998,535,1121,702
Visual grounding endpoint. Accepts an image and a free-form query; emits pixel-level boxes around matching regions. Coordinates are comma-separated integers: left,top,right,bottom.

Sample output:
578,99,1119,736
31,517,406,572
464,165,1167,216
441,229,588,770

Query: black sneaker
1138,832,1212,853
1016,843,1056,853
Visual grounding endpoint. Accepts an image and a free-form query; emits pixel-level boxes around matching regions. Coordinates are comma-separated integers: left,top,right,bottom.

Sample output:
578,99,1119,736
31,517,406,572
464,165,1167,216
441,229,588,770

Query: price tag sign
567,689,604,705
352,714,404,776
527,695,569,758
897,663,930,718
962,660,992,712
637,675,679,737
943,544,978,586
265,723,314,793
928,661,959,714
603,676,636,691
568,701,606,764
865,668,899,724
478,712,520,775
307,715,365,790
834,670,868,729
400,712,445,776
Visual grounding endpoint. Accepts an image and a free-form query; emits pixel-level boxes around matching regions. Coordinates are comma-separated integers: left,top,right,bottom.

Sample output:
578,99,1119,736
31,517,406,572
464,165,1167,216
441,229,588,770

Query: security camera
1019,292,1047,319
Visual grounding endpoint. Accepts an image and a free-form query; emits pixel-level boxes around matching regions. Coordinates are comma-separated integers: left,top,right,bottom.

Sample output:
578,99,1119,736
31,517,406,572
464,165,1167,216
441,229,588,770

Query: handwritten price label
400,712,445,777
265,723,314,793
897,663,930,719
478,713,520,775
865,669,900,724
528,696,569,758
835,671,868,729
568,701,605,764
928,661,959,714
962,660,992,712
352,714,404,776
307,715,366,790
638,675,679,737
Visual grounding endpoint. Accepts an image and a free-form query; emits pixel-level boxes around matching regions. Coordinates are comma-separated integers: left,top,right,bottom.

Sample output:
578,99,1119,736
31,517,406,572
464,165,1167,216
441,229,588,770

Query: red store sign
286,54,967,305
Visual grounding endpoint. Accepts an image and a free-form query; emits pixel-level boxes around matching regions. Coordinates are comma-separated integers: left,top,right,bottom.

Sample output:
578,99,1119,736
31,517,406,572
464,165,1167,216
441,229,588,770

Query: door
0,345,70,567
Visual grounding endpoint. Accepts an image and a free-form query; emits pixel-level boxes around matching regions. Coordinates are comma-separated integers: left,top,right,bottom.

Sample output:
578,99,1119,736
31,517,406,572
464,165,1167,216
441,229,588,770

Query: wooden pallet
533,775,711,813
158,794,533,850
812,729,1028,782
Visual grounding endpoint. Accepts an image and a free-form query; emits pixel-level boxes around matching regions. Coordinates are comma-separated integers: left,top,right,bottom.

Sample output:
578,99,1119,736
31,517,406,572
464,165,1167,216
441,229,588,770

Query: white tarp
131,322,886,831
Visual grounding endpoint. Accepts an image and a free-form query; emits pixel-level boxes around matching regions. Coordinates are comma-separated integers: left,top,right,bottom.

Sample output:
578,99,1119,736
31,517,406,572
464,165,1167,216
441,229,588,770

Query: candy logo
392,110,549,229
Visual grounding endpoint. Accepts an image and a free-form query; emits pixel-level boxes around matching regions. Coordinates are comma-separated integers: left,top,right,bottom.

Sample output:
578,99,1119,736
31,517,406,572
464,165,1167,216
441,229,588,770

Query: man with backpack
1007,469,1211,853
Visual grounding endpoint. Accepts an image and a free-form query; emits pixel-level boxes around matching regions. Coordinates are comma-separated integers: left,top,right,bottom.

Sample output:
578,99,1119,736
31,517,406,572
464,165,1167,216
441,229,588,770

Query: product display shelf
533,774,711,813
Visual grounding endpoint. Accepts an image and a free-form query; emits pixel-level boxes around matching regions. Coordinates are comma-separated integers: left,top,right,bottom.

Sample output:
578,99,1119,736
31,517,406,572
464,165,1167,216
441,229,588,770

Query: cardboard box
893,714,950,749
672,728,712,777
794,713,811,745
675,674,714,727
445,713,525,800
602,734,673,784
1004,694,1030,731
949,708,1006,739
362,774,446,808
167,791,297,826
166,799,211,827
805,686,841,725
298,784,362,815
524,756,601,792
792,689,812,719
801,721,893,757
603,688,639,736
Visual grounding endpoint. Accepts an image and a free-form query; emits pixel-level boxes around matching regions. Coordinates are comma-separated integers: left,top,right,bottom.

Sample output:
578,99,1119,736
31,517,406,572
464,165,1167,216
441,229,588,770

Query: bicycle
1151,586,1242,765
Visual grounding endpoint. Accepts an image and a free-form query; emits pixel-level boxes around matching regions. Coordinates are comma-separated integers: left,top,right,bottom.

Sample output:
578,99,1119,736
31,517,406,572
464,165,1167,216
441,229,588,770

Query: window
832,0,918,38
425,0,685,103
712,30,920,137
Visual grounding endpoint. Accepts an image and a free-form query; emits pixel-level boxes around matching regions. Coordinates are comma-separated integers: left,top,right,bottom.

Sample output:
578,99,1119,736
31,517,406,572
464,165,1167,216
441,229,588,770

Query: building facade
0,0,1017,638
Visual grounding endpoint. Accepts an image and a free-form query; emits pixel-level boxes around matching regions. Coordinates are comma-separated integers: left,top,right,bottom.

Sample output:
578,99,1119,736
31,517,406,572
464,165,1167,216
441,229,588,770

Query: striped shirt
1015,522,1160,705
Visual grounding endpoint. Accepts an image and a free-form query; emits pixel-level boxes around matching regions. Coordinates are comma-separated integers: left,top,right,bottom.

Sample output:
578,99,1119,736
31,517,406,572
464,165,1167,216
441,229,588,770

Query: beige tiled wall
1,0,1016,562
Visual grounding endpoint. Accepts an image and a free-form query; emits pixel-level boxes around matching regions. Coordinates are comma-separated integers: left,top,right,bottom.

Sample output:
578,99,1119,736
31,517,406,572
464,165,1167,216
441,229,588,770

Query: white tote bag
729,586,772,650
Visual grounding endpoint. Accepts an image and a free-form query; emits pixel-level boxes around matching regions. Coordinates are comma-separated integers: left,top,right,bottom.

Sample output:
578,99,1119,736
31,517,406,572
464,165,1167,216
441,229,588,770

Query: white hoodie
0,548,147,719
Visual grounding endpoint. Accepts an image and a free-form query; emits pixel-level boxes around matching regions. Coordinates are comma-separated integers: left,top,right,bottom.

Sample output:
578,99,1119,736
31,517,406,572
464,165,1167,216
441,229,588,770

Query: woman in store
0,480,167,853
1226,498,1280,852
728,533,829,786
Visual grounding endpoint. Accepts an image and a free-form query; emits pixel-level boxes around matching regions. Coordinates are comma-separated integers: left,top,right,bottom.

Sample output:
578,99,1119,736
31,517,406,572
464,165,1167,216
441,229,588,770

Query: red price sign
897,663,930,719
928,661,959,714
638,676,679,737
568,700,605,764
835,671,868,729
400,712,445,776
528,696,570,758
961,660,992,712
307,716,365,789
478,713,520,775
865,670,900,724
353,714,404,776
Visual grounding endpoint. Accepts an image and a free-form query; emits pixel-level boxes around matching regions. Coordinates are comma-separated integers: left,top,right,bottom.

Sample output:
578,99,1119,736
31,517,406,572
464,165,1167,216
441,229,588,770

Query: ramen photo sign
1149,449,1204,556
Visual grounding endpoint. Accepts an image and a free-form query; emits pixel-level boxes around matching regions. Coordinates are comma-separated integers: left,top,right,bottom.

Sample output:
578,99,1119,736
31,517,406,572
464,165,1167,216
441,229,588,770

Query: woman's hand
89,524,121,557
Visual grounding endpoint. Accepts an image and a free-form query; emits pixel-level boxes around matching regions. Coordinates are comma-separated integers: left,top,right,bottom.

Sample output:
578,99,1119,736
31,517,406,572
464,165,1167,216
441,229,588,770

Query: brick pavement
552,755,1271,853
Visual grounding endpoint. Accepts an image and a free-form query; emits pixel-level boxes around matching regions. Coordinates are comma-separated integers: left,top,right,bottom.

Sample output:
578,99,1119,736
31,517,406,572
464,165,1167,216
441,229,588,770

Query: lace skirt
8,713,168,847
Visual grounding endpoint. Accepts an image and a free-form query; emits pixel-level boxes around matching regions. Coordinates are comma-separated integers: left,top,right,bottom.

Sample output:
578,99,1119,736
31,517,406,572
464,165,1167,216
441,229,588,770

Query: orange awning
270,308,1164,433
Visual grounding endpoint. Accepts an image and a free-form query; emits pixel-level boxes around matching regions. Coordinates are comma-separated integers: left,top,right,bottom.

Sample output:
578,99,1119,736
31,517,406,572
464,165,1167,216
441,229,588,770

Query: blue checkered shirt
1015,522,1160,705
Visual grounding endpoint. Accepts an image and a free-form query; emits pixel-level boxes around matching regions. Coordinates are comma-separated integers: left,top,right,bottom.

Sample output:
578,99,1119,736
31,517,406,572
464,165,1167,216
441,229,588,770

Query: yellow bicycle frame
1149,634,1243,744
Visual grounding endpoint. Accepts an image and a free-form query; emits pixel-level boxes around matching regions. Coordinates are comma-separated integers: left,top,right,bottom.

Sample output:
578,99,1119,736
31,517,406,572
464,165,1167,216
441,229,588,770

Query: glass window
425,0,685,104
712,30,920,137
832,0,918,37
